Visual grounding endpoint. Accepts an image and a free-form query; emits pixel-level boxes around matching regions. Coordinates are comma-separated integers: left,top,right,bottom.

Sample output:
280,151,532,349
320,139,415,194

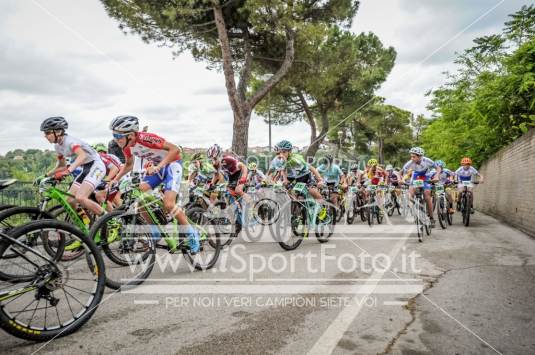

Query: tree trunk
306,109,329,159
378,137,384,164
232,110,252,158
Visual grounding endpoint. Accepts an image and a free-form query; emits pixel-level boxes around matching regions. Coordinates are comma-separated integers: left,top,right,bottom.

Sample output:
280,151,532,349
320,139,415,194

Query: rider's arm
113,155,134,182
48,156,67,176
106,164,120,181
66,147,88,174
155,141,180,172
309,165,323,184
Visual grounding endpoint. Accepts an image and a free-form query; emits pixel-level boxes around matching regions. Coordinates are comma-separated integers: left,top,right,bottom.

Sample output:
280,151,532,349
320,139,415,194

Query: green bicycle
270,182,336,251
88,173,222,289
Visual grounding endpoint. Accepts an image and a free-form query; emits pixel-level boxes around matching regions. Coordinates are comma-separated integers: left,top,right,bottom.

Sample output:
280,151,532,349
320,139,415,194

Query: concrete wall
475,128,535,237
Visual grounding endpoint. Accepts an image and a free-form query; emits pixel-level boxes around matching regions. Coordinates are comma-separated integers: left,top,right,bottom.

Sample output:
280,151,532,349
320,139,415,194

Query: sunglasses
113,132,128,139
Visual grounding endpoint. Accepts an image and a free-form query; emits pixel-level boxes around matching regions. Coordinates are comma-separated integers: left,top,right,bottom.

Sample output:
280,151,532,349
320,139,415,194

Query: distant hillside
0,149,56,181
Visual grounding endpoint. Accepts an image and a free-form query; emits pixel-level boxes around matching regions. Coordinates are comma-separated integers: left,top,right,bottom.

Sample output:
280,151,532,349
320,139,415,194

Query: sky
0,0,531,154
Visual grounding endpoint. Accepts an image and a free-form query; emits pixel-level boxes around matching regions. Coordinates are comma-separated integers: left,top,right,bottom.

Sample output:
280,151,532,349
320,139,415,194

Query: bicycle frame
0,233,59,302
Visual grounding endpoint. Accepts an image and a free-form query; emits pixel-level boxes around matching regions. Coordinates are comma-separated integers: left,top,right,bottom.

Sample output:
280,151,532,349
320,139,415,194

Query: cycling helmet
275,140,293,152
367,158,378,166
248,162,257,170
461,157,472,165
207,144,222,159
385,164,393,171
409,146,425,156
435,160,446,168
325,154,334,163
92,143,107,153
110,115,139,133
342,168,347,174
40,116,68,131
350,164,359,171
191,152,203,161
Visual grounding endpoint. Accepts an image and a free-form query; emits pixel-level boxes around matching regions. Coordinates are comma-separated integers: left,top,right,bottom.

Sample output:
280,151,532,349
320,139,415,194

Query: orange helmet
461,157,472,165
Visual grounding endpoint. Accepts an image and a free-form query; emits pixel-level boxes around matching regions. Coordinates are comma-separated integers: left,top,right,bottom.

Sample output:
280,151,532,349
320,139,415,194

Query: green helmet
275,140,293,152
92,143,107,153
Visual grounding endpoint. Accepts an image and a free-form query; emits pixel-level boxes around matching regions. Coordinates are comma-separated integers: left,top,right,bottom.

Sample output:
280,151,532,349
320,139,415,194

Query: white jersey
54,135,100,165
455,166,480,182
402,157,435,176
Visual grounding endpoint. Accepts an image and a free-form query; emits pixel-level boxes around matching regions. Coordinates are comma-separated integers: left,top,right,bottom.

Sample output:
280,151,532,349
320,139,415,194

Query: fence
0,181,40,207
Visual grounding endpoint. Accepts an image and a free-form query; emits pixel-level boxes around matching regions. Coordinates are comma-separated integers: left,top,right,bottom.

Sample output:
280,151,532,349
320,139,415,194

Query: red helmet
461,157,472,165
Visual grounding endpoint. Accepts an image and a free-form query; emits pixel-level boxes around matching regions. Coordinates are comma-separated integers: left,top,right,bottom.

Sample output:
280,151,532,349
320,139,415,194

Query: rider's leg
75,182,104,215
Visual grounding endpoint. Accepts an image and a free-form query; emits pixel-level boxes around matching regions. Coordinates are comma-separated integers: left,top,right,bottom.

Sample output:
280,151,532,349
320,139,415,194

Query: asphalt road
1,211,534,355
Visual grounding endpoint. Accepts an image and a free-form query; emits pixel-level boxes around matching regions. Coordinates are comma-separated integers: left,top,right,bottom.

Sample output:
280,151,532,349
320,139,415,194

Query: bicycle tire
0,220,105,341
88,209,156,289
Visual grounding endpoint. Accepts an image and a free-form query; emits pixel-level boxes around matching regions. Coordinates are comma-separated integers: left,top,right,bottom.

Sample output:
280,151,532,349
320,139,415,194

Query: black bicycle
0,220,105,341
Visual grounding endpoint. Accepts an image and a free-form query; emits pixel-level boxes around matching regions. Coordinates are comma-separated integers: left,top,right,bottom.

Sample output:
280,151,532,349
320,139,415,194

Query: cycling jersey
98,152,122,174
318,164,343,185
284,153,309,178
436,168,454,184
213,155,241,176
188,160,215,182
365,168,385,185
247,170,266,186
402,157,435,177
388,172,400,186
55,135,100,165
455,166,480,182
123,132,181,165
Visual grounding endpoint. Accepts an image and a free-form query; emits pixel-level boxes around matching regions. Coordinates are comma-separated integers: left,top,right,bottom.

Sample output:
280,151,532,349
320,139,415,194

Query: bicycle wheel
183,207,221,270
463,193,470,227
358,196,367,222
88,209,156,290
446,200,453,225
346,196,355,224
275,200,306,251
376,207,384,225
437,197,447,229
316,203,336,243
414,200,423,242
0,220,105,341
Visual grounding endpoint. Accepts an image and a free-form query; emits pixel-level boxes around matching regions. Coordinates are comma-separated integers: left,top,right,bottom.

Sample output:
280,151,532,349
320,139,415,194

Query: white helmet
409,146,425,156
110,115,139,133
207,144,222,159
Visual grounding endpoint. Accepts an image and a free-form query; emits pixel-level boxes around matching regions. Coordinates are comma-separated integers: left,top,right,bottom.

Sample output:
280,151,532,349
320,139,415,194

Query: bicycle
458,180,479,227
365,184,384,226
346,184,367,224
0,220,105,341
410,180,431,242
270,181,336,251
88,173,221,289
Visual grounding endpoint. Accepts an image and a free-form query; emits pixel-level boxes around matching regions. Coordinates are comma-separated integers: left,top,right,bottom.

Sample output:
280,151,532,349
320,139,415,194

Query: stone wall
475,129,535,237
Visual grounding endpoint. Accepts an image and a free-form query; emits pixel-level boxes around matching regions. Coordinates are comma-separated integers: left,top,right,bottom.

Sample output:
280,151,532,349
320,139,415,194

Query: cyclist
207,144,249,202
347,163,363,187
92,143,123,211
432,160,455,213
188,152,217,186
385,164,401,188
107,115,200,253
41,116,106,216
317,154,345,207
402,147,440,227
247,162,266,188
274,140,324,200
455,157,484,214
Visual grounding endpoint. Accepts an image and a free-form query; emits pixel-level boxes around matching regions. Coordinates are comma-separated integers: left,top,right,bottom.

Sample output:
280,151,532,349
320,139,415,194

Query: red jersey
123,132,180,165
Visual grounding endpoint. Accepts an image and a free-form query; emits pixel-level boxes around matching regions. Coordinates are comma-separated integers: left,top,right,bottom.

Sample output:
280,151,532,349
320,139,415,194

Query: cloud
0,41,124,104
193,86,228,96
